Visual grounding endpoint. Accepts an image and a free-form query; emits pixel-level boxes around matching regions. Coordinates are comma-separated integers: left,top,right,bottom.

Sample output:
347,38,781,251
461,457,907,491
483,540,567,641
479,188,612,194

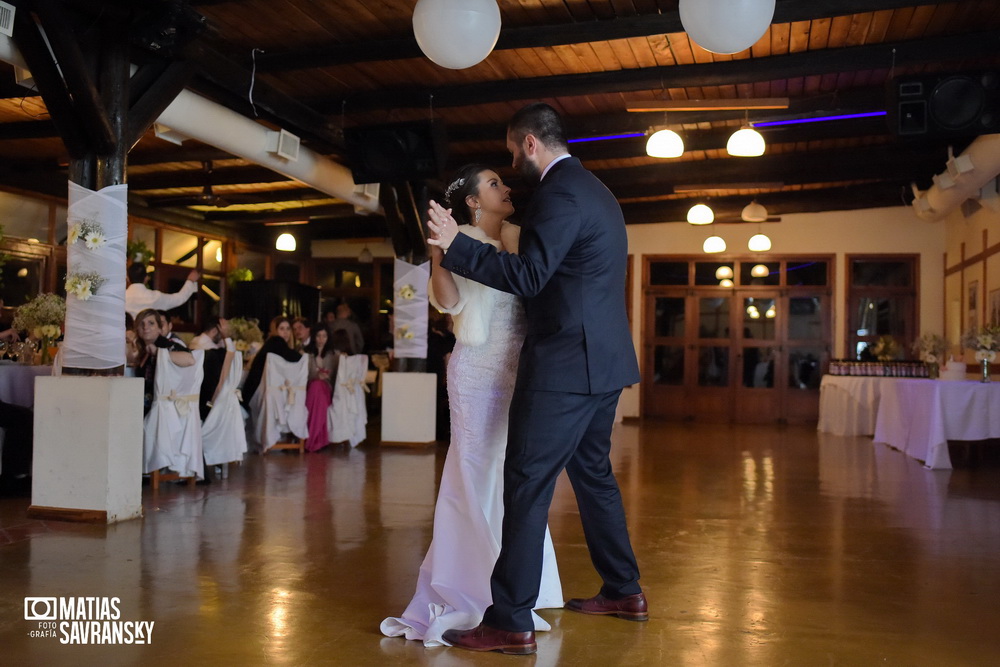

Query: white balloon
679,0,776,55
412,0,502,70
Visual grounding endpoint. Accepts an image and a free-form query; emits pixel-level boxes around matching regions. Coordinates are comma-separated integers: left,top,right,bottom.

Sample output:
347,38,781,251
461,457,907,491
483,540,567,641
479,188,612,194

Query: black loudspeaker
344,119,448,184
888,71,1000,138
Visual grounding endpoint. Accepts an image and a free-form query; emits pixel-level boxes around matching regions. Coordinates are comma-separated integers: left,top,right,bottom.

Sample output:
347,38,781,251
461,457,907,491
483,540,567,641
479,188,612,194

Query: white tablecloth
0,362,54,408
873,378,1000,470
817,375,910,436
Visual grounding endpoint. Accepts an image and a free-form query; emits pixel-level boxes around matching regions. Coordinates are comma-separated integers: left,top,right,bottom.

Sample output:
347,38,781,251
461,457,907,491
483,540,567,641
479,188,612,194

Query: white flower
398,284,416,300
32,327,43,340
72,278,93,300
977,349,998,362
68,224,82,245
924,353,938,364
84,232,106,250
404,331,414,339
42,324,60,338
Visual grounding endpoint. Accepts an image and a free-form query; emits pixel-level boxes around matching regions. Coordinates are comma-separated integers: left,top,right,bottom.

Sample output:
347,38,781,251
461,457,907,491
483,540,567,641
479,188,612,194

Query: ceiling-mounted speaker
344,119,448,185
888,71,1000,138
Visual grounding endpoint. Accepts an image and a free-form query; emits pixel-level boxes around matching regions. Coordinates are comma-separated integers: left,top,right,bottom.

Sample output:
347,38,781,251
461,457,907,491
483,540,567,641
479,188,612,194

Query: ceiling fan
149,161,260,208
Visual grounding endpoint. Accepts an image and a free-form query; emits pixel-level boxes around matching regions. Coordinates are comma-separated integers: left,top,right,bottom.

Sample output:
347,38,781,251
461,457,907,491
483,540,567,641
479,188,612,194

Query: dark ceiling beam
126,59,197,149
446,87,887,142
0,119,57,140
11,5,90,157
203,202,356,224
32,0,116,153
454,115,894,167
257,0,937,71
128,145,235,165
330,30,1000,112
620,183,910,224
178,41,343,152
127,195,249,240
143,186,327,208
595,144,946,191
128,165,289,189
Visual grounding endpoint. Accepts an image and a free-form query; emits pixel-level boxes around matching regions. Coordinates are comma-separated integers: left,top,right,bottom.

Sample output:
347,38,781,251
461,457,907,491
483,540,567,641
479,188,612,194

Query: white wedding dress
381,244,563,646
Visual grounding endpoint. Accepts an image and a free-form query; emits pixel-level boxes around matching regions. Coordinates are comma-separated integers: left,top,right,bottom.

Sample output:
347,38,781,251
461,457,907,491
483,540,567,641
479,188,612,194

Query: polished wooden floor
2,421,1000,666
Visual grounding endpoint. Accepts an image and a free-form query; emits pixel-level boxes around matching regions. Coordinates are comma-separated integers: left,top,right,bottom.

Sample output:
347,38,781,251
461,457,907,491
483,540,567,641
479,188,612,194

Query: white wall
944,200,1000,354
627,205,947,360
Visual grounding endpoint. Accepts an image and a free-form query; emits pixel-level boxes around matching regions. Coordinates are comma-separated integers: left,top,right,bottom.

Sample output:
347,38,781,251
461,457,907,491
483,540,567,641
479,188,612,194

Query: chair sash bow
161,390,199,417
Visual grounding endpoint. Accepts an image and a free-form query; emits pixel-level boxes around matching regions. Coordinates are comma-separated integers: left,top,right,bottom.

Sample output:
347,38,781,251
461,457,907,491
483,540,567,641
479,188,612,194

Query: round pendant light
727,127,766,157
741,200,768,222
719,278,734,287
715,265,734,280
750,263,769,278
687,203,715,225
275,233,297,252
645,128,684,158
748,233,772,252
703,236,727,253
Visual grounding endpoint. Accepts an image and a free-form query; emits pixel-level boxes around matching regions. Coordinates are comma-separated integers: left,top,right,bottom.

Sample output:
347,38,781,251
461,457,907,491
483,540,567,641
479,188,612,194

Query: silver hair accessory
444,177,466,204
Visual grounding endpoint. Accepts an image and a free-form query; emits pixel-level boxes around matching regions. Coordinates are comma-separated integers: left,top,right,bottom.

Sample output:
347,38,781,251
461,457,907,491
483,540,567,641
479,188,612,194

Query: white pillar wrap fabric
392,259,430,358
64,182,128,369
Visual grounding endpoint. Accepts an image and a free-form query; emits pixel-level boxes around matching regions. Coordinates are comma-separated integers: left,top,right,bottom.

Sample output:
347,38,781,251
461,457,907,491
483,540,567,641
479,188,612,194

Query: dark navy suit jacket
440,156,640,394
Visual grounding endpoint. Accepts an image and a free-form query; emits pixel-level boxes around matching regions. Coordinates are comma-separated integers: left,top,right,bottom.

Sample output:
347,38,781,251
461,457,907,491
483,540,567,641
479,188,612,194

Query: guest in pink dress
304,323,338,452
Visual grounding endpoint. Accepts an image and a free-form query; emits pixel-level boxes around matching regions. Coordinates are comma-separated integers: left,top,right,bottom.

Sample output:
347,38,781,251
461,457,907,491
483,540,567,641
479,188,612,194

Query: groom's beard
519,158,542,185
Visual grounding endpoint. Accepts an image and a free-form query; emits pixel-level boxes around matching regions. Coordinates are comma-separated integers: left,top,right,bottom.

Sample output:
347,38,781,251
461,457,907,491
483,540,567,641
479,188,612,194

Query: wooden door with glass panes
643,256,832,423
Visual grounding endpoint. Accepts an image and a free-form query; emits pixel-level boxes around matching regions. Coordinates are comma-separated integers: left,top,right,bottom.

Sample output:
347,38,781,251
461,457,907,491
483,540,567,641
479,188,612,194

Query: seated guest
190,317,230,350
241,316,302,408
133,309,195,415
292,317,311,352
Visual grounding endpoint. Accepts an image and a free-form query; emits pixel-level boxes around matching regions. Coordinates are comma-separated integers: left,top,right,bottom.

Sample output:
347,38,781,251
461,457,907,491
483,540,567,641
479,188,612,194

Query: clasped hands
426,200,459,253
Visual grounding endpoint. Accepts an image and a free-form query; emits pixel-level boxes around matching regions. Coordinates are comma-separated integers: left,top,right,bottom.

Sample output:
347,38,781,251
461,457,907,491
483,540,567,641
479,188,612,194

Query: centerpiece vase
982,358,992,383
40,337,52,365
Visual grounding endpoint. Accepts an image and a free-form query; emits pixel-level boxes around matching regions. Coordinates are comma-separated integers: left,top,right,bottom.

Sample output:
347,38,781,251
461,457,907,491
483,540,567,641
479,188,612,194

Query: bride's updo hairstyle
443,163,491,226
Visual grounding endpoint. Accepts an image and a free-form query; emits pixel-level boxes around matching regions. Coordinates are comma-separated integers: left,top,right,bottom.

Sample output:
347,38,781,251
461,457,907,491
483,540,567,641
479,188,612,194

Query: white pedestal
381,372,437,445
29,376,145,523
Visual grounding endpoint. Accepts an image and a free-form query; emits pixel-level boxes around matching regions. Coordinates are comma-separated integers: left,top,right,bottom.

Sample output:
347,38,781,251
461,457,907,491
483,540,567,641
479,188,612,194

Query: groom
427,102,646,655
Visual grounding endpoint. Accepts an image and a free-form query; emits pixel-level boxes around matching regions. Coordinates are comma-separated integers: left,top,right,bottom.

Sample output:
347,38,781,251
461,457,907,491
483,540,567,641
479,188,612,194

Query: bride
380,164,563,646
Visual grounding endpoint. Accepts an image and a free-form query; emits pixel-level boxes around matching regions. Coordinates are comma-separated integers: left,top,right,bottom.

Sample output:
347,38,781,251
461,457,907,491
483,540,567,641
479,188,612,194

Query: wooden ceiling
2,0,1000,245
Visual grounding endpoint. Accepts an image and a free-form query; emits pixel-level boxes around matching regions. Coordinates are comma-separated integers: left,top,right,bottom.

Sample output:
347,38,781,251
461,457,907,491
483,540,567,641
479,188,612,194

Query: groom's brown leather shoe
442,623,537,655
565,592,649,621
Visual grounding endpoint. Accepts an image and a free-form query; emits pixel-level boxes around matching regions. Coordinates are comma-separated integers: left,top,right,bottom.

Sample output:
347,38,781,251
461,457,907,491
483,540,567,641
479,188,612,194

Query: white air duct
911,134,1000,222
0,35,381,215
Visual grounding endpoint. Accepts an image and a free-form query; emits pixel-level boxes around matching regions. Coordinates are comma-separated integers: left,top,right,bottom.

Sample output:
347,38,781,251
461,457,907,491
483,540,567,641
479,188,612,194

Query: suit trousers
482,387,641,632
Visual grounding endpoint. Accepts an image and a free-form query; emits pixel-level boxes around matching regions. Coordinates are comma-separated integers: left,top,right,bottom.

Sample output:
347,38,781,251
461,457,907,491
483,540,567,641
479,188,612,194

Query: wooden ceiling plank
252,1,944,71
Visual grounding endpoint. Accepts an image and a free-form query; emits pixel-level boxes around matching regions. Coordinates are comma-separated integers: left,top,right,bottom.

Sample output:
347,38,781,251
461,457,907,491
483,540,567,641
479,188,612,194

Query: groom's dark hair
508,102,568,152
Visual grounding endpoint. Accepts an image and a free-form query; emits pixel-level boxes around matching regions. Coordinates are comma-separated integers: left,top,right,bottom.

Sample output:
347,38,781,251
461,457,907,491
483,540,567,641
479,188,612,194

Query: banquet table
817,375,910,436
873,378,1000,470
0,361,54,408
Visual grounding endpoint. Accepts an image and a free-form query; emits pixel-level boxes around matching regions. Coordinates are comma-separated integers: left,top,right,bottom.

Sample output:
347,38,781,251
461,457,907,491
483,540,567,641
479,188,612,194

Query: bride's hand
427,200,458,251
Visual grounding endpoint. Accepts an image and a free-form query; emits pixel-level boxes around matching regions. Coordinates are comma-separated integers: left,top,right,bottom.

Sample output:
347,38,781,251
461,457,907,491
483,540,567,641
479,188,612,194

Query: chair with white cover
144,349,205,490
249,353,309,454
328,354,369,448
201,342,248,474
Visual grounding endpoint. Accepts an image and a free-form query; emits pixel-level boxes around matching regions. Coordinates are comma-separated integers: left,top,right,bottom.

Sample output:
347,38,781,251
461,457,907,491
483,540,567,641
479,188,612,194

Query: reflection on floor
3,421,1000,666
